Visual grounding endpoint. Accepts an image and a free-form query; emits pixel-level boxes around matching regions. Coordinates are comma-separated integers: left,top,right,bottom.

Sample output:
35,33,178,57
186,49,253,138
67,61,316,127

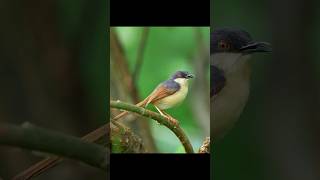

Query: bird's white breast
154,78,188,110
211,54,251,139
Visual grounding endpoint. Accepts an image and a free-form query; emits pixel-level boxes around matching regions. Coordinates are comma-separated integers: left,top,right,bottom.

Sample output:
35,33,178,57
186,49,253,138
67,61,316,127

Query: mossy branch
111,120,145,153
110,100,194,153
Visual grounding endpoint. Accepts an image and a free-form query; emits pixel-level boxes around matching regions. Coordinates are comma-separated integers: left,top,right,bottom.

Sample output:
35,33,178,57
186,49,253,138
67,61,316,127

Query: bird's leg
161,110,180,126
154,105,165,116
161,111,175,121
154,106,179,126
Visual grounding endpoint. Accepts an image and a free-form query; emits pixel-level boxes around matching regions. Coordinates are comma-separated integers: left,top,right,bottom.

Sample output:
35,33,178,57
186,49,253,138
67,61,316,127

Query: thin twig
111,28,157,152
198,137,210,153
133,27,149,83
110,100,194,153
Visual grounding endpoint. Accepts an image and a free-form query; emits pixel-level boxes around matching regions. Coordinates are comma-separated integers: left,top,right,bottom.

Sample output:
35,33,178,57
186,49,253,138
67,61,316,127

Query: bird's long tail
111,98,150,121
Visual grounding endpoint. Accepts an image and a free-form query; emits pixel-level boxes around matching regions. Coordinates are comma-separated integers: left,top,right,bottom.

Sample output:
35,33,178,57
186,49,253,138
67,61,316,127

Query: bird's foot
165,115,179,126
154,105,180,126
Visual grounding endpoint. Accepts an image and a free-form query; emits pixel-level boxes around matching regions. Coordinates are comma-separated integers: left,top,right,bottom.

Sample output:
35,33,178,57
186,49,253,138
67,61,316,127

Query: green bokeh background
114,27,209,153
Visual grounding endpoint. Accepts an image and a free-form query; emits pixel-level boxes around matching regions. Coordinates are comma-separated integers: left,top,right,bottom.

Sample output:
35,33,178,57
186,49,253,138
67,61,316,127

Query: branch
0,123,107,170
133,27,149,82
110,100,194,153
12,124,109,180
110,28,135,94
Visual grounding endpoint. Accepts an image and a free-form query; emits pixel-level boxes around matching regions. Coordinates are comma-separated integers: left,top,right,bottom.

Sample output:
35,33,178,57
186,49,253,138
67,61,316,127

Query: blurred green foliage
115,27,209,153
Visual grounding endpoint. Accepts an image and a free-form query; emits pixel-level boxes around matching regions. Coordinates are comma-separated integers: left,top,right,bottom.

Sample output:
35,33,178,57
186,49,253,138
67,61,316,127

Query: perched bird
113,70,194,125
211,28,271,140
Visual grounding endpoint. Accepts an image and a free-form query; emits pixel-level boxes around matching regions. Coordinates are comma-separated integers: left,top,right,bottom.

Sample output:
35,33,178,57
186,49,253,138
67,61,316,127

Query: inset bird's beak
240,41,272,53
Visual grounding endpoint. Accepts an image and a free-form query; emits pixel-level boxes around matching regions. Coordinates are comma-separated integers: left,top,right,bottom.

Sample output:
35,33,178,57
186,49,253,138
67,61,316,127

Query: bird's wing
211,65,226,97
146,80,180,105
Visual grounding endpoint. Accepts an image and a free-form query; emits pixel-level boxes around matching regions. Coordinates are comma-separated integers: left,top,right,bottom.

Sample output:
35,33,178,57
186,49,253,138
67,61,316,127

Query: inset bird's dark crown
211,28,253,54
211,27,272,54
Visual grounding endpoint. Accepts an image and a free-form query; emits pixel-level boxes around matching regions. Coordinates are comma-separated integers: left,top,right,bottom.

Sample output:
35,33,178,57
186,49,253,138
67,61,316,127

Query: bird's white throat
174,78,188,86
211,53,251,74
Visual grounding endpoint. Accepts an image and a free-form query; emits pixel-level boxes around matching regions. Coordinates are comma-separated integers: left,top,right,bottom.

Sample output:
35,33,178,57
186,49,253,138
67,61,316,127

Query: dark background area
0,1,106,179
212,0,320,180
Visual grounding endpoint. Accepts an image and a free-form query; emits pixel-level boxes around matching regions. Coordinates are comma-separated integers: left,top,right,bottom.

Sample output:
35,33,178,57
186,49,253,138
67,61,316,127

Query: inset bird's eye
218,40,230,50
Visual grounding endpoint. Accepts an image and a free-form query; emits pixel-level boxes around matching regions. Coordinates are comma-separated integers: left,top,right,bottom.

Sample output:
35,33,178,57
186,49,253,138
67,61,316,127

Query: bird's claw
167,117,179,126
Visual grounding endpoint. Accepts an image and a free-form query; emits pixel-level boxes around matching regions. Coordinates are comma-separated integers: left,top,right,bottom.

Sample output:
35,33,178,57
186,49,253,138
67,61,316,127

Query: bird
112,70,194,125
211,28,271,140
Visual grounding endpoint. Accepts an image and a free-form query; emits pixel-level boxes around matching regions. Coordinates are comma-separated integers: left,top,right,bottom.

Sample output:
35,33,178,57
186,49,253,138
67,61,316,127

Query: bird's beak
240,41,272,53
187,74,194,79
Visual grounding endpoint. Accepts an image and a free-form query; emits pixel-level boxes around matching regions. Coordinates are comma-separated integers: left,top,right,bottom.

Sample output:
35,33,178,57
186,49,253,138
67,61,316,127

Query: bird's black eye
218,40,230,50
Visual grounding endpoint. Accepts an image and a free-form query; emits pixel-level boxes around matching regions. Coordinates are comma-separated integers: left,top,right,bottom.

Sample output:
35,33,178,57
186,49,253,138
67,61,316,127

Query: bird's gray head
171,71,194,80
211,28,271,73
